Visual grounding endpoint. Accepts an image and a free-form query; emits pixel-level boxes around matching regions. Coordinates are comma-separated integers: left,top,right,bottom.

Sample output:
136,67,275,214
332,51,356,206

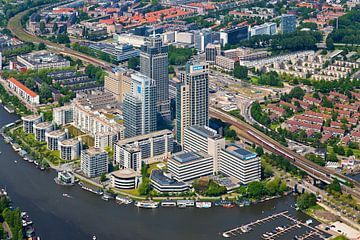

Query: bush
296,193,317,210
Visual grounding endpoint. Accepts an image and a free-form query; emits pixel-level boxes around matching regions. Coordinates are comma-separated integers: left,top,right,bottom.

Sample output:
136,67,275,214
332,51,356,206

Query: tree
139,178,151,195
100,173,107,182
38,42,46,50
39,21,46,34
296,193,317,210
128,57,139,70
255,146,264,156
346,149,353,157
233,63,248,79
327,179,342,194
247,181,266,199
288,86,305,100
52,22,58,33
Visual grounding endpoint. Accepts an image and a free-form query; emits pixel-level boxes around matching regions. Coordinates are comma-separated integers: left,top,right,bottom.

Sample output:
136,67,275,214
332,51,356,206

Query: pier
222,211,326,239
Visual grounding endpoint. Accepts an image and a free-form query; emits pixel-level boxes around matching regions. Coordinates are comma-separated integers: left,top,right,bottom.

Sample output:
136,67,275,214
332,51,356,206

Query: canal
0,105,315,240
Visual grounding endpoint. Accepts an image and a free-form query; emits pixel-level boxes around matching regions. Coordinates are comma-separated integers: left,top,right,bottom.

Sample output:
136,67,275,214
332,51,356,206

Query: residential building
113,33,146,48
22,114,42,134
140,35,170,120
45,129,67,150
175,31,194,44
194,30,213,52
80,147,108,178
183,125,225,173
150,170,189,192
53,105,74,126
34,122,53,142
111,169,142,189
59,138,81,160
176,62,209,145
215,55,236,70
104,68,132,102
219,144,261,184
8,77,40,106
281,14,296,34
168,151,213,182
16,51,70,70
205,43,221,64
115,145,142,173
123,73,157,137
114,129,173,165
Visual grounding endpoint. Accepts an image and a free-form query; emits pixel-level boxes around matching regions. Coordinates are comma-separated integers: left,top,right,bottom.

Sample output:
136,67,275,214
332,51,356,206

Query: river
0,104,316,240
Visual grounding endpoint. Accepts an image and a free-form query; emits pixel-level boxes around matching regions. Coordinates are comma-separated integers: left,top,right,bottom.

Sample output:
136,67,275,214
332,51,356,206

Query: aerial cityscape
0,0,359,239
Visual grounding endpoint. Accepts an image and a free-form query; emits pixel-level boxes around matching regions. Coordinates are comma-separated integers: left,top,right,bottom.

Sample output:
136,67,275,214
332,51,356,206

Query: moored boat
195,201,212,208
134,201,159,209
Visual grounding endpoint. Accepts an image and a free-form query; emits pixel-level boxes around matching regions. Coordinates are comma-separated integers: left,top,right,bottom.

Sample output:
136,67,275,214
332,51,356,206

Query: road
209,107,360,200
7,5,116,71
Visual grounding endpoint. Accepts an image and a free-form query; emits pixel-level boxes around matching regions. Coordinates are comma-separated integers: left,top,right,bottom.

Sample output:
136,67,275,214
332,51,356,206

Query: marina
222,211,329,240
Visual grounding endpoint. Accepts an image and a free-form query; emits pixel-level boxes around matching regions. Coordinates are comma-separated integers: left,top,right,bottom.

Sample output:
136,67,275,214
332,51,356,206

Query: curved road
7,6,116,71
209,107,360,200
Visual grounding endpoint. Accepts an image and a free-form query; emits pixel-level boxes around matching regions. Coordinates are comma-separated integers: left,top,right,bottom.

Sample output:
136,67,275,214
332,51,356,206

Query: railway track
209,107,360,199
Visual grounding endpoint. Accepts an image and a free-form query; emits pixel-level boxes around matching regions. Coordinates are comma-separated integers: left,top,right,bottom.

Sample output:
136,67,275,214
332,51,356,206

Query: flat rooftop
117,129,172,145
19,50,68,65
150,170,188,187
224,144,257,160
21,114,42,121
187,125,222,140
111,169,141,179
172,151,209,164
34,121,53,129
46,129,66,137
59,138,79,146
83,147,107,156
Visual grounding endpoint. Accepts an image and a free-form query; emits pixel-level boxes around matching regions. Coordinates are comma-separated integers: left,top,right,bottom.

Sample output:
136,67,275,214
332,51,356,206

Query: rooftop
150,170,188,187
46,129,66,137
187,125,222,140
34,121,53,129
59,138,80,146
117,129,172,145
21,114,42,121
19,50,69,65
9,77,38,97
172,151,209,164
111,169,141,179
224,144,258,161
82,147,107,156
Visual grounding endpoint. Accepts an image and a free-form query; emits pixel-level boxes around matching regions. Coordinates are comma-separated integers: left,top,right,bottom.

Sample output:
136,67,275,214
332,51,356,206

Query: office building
194,30,213,52
175,31,194,44
205,43,221,64
140,35,170,120
183,125,225,173
80,147,108,178
16,51,70,70
123,73,157,138
281,14,296,34
168,151,213,182
219,144,261,184
53,105,74,126
251,22,277,36
104,68,132,102
176,62,209,145
114,129,173,165
220,26,249,46
111,169,142,189
45,129,67,150
150,170,189,193
59,138,81,160
22,114,42,134
8,77,40,106
34,122,53,142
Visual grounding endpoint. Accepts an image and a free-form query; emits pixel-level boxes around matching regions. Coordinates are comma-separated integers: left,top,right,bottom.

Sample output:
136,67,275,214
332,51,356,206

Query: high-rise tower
124,73,157,138
140,35,170,120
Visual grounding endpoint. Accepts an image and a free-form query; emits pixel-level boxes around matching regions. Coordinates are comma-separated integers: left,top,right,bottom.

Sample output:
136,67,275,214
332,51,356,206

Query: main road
7,4,116,71
209,107,360,200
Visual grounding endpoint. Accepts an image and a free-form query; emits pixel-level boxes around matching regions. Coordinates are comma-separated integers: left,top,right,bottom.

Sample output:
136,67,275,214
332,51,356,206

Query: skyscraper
140,35,170,120
281,14,297,34
124,73,157,138
176,62,209,145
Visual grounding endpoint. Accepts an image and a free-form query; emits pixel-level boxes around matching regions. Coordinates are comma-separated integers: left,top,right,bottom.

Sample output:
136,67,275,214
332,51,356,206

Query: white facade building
168,151,213,182
219,144,261,184
45,129,67,150
111,169,142,189
34,122,53,142
53,105,74,126
59,138,81,160
80,147,108,178
22,114,42,134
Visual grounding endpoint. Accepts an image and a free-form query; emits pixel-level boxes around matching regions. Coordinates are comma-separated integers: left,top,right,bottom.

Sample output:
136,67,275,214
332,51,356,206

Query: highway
209,107,360,200
7,6,116,71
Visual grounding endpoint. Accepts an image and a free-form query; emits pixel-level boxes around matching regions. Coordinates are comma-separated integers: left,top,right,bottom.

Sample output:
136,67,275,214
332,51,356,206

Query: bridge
209,107,360,200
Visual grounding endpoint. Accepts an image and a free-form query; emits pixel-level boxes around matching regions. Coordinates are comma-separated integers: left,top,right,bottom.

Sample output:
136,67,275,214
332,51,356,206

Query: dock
222,211,288,238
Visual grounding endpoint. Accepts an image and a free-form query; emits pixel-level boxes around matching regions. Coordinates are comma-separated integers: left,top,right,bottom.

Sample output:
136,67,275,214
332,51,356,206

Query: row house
323,126,345,137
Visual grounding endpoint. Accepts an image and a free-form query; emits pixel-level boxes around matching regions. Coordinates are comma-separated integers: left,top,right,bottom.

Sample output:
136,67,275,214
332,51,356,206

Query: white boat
161,201,177,207
115,195,132,204
62,193,71,198
176,200,195,207
101,195,111,201
134,201,159,209
195,201,212,208
93,235,97,240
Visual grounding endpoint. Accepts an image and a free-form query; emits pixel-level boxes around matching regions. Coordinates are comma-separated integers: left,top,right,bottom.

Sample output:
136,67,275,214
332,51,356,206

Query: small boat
115,195,132,204
195,201,212,208
161,201,177,207
134,201,159,209
101,195,110,201
93,235,97,240
14,160,17,163
223,203,235,208
62,193,71,198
